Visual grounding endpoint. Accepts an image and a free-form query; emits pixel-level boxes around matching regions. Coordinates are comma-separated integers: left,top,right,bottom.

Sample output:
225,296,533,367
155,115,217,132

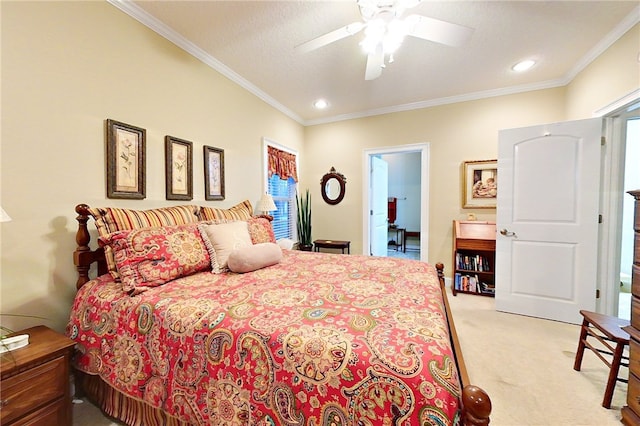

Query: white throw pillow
198,221,253,273
227,243,283,273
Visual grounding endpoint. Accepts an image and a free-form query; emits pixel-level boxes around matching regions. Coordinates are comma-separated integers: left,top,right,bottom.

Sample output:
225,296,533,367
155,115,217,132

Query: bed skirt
76,371,190,426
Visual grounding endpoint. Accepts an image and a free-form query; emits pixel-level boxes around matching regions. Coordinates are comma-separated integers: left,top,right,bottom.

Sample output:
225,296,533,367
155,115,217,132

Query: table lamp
257,193,277,216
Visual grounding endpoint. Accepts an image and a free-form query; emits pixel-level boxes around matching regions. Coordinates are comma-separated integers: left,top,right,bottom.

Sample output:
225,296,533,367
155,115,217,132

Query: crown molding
304,78,568,126
108,0,639,128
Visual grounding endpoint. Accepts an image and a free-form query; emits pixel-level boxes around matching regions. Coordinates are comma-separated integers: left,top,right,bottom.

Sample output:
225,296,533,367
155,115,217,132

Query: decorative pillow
247,217,276,244
89,205,200,280
197,199,253,222
227,243,283,273
98,223,210,295
198,221,253,273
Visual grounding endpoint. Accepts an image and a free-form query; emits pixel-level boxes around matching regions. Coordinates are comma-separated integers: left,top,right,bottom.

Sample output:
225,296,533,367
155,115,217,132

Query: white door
370,156,388,256
495,118,603,324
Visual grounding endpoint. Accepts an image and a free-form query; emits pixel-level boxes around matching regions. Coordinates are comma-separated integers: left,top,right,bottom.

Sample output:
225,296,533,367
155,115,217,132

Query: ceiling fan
295,0,474,80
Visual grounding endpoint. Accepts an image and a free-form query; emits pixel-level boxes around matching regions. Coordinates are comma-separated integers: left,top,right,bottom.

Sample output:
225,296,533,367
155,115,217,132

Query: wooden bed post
435,263,492,425
74,204,92,289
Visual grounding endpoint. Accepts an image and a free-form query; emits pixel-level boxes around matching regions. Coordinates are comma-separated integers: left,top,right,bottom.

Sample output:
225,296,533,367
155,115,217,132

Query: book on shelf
479,282,495,294
455,253,491,272
454,273,485,293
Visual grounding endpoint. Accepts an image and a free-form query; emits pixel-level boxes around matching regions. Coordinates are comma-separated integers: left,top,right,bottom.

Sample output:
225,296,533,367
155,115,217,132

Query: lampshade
0,207,11,223
257,193,277,213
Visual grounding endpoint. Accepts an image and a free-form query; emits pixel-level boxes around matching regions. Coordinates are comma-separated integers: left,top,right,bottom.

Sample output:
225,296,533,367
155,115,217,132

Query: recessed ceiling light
313,99,329,109
512,59,536,72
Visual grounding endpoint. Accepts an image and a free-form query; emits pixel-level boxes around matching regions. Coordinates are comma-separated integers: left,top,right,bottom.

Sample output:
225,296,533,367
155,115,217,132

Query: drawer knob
0,399,8,408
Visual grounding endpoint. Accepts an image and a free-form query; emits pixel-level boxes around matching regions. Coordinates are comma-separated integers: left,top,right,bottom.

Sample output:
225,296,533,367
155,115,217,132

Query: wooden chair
573,310,630,408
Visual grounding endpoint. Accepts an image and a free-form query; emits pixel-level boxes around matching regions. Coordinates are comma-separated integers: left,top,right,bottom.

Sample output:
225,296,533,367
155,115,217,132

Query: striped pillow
89,205,200,280
198,199,253,222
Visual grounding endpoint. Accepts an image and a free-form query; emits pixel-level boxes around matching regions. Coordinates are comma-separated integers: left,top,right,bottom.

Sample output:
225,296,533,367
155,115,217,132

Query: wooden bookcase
452,220,496,297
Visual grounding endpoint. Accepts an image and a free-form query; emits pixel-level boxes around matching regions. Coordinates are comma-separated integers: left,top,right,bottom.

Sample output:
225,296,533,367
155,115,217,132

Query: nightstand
0,325,75,426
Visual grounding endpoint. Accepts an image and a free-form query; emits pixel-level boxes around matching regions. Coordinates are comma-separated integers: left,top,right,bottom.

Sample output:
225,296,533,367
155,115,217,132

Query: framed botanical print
106,119,146,199
203,145,225,201
165,136,193,200
462,159,497,208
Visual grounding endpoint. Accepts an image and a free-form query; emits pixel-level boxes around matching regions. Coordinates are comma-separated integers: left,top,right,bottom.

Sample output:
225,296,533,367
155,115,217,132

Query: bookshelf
452,220,496,297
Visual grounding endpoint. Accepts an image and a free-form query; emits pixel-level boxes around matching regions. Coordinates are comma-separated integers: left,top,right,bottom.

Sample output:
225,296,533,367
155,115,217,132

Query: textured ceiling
119,0,639,125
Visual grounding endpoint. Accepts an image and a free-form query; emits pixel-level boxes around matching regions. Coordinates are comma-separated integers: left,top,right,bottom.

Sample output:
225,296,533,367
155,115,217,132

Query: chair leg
573,319,589,371
602,342,625,409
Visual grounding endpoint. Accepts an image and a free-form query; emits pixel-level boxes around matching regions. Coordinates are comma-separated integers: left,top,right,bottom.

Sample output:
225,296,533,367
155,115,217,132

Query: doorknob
500,229,516,237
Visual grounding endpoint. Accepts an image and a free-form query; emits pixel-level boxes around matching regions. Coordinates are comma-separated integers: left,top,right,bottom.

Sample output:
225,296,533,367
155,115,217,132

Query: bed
68,202,491,426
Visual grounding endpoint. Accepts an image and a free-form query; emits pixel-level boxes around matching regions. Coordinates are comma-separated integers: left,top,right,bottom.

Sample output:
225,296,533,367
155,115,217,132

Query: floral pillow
247,217,276,244
88,205,200,281
99,223,210,295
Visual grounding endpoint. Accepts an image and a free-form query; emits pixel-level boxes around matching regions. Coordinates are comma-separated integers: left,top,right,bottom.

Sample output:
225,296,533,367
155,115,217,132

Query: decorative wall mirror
321,167,346,205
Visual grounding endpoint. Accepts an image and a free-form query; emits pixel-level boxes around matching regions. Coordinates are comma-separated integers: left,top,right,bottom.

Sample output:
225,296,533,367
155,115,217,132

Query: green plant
296,189,312,248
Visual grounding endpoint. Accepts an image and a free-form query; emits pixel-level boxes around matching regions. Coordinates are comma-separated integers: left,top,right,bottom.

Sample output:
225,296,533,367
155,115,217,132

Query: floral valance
268,146,298,182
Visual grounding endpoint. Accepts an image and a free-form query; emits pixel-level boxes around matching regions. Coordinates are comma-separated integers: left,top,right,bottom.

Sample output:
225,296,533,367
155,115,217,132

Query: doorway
596,93,640,319
362,143,430,261
617,115,639,320
382,152,422,260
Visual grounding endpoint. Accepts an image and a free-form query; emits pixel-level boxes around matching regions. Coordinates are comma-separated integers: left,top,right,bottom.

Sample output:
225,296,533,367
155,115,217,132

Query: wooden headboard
73,204,108,289
72,203,281,290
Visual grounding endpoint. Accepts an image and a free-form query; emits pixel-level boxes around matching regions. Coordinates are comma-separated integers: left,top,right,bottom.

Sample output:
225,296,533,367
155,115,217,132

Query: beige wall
304,88,567,269
303,23,638,279
566,24,640,119
0,2,304,332
1,3,637,333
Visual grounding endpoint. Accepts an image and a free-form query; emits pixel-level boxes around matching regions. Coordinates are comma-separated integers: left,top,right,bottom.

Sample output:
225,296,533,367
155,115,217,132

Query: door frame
595,89,640,316
362,143,430,260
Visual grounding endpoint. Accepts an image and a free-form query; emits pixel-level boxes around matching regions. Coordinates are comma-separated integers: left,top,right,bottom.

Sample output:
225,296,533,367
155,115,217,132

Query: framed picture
106,119,146,199
462,159,497,209
203,145,225,200
165,136,193,200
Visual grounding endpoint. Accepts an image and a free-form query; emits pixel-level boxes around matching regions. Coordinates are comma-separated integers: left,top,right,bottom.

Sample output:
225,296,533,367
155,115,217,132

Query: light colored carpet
447,290,627,426
73,288,629,426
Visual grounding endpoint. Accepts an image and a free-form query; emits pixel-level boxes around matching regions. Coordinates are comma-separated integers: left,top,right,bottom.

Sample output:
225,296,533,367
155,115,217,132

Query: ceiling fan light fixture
361,19,386,53
361,17,407,55
512,59,536,72
383,19,407,53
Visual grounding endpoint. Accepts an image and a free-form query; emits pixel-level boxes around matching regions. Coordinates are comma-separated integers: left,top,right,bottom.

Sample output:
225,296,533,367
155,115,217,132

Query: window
264,140,298,241
268,174,296,240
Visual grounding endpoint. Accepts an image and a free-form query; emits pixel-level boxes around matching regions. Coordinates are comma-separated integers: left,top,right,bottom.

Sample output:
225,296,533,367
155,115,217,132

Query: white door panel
496,118,602,324
370,156,388,256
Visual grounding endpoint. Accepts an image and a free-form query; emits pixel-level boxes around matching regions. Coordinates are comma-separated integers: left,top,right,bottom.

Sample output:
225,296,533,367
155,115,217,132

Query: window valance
268,146,298,182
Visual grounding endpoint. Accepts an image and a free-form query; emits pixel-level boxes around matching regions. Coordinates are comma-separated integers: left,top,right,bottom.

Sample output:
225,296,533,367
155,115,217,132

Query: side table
388,227,406,253
313,239,351,254
0,325,75,426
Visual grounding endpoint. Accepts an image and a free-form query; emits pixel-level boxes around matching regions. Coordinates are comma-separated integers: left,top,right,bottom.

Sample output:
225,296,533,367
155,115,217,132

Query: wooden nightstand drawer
0,356,66,424
0,326,74,426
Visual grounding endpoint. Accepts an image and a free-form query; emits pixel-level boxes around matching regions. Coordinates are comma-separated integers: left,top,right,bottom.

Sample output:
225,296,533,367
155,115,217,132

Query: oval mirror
321,167,346,205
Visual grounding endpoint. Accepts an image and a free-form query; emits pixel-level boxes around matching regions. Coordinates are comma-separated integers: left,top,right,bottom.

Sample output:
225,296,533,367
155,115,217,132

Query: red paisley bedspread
67,251,462,425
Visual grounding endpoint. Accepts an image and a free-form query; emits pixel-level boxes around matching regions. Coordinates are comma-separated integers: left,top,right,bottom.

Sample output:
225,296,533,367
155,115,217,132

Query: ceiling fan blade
295,22,365,54
365,47,384,81
405,14,474,47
